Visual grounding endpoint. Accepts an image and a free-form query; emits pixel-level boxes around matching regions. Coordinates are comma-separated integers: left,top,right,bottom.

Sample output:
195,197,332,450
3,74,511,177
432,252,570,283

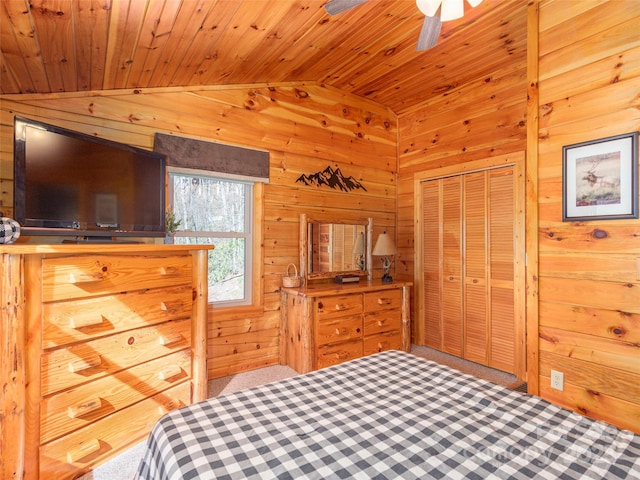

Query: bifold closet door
422,166,516,374
422,176,463,357
488,168,515,373
463,172,488,365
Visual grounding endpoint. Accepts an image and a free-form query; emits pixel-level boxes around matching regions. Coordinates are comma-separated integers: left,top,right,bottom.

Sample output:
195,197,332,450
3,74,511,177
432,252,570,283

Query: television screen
13,116,166,240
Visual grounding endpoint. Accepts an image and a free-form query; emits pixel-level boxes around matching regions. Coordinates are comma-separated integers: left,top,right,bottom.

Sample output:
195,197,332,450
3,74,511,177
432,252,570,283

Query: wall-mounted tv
13,116,166,241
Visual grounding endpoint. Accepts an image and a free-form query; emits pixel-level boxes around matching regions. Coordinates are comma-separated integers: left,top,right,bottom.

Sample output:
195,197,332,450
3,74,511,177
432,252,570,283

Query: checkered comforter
135,350,640,480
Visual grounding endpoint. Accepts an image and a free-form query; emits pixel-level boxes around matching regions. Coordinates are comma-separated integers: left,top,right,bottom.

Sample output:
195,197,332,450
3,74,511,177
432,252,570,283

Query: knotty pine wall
0,83,398,378
395,3,528,345
535,0,640,433
396,0,640,434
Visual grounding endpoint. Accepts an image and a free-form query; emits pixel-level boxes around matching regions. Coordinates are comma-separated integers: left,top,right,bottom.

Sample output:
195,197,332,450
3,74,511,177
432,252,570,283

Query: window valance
154,133,269,182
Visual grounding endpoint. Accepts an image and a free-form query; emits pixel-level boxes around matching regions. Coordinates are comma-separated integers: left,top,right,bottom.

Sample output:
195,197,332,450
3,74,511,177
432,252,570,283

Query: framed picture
562,132,638,221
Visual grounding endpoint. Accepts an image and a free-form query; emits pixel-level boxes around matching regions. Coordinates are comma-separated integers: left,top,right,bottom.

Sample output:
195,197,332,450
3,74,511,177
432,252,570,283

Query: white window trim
168,167,253,308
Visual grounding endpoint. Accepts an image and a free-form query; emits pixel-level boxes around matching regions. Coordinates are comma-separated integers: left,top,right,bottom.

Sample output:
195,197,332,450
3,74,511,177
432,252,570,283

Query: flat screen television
13,116,166,241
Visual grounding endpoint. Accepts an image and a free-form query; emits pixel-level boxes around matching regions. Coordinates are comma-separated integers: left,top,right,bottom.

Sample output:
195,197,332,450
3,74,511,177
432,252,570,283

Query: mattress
136,350,640,479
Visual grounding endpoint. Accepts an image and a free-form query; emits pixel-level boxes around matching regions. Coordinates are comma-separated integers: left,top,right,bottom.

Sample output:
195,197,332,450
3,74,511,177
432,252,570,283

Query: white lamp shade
352,232,365,254
372,232,396,256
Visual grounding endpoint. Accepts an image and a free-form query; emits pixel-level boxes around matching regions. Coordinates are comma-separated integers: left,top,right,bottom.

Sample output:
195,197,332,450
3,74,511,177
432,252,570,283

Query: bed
136,350,640,479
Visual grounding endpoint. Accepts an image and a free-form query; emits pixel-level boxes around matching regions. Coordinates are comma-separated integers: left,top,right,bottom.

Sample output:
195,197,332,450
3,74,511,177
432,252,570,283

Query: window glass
169,170,252,306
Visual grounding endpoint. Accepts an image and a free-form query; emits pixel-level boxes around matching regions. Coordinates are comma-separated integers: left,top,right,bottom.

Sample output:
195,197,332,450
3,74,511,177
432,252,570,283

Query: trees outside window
168,169,252,306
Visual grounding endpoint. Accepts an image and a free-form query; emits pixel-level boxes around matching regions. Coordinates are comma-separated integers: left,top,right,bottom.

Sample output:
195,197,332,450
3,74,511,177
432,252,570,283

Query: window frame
167,166,256,308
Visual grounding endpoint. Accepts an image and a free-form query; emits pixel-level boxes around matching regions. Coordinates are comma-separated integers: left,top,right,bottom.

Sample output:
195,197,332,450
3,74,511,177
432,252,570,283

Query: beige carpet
410,345,519,387
81,346,519,479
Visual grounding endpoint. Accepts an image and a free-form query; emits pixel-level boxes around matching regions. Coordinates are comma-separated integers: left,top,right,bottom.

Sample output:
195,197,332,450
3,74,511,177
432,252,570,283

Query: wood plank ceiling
0,0,526,115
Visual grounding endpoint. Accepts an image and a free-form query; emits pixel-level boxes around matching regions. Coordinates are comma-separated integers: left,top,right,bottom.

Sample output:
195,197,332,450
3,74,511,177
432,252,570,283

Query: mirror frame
300,213,373,284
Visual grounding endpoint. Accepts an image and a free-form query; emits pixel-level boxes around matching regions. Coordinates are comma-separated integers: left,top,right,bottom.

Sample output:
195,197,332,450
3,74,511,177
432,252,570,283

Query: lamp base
381,273,393,284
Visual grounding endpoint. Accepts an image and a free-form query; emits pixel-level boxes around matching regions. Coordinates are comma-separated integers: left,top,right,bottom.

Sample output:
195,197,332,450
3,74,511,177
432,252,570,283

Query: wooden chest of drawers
0,244,211,480
280,280,411,374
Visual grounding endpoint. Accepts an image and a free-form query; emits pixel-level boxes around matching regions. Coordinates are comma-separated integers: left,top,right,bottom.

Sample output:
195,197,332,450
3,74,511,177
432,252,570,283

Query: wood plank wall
395,5,528,332
0,83,398,379
535,0,640,433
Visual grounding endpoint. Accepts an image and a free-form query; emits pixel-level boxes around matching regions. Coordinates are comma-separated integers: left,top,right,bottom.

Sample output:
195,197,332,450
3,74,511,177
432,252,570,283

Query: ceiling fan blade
324,0,368,16
416,14,442,51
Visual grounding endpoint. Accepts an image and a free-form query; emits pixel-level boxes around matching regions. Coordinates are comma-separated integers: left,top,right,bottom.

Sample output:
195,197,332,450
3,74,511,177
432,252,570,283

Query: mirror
300,214,373,283
309,223,365,273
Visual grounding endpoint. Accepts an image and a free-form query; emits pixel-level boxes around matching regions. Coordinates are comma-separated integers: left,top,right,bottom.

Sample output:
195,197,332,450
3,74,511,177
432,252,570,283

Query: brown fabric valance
154,133,269,182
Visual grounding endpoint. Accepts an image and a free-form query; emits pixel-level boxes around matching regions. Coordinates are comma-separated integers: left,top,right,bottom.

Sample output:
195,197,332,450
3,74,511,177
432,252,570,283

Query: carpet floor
79,345,519,479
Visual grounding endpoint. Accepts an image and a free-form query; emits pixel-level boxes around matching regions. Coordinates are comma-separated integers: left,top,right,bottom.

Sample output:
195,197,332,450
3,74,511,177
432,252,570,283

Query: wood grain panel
0,81,397,383
0,253,25,480
539,301,640,345
540,325,640,375
539,277,640,314
540,351,640,408
539,377,640,434
536,0,640,432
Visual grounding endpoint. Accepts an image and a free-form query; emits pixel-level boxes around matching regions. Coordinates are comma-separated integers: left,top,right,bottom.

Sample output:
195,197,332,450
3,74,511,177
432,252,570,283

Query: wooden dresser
280,280,412,374
0,244,211,480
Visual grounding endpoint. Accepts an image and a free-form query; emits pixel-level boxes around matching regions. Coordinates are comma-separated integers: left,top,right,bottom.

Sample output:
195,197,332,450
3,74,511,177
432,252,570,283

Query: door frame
413,151,527,379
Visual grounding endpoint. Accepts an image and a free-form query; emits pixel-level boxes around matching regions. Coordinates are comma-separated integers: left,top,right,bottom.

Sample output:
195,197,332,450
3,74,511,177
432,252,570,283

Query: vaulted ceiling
0,0,526,115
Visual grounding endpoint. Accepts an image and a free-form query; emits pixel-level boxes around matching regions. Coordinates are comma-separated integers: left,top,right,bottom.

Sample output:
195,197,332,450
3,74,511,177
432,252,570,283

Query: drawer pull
66,437,101,463
158,397,185,415
69,315,104,329
69,272,104,284
377,320,387,327
377,297,392,305
335,351,349,360
67,397,102,419
158,365,182,381
159,333,183,346
335,304,347,311
160,301,184,313
68,354,102,374
160,266,181,276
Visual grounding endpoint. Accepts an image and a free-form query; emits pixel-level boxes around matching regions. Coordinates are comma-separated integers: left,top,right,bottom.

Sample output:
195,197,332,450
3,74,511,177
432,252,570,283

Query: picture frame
562,132,638,221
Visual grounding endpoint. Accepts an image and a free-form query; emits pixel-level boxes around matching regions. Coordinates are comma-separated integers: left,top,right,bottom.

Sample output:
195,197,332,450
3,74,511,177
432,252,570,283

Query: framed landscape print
562,132,638,221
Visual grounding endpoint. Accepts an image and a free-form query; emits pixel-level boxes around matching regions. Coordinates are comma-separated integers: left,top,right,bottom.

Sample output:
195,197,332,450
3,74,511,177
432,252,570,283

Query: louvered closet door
463,172,488,364
422,166,516,374
422,176,463,357
488,168,515,373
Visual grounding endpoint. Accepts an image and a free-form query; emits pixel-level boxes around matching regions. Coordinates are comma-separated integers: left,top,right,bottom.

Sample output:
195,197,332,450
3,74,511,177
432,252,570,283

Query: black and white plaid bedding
136,350,640,480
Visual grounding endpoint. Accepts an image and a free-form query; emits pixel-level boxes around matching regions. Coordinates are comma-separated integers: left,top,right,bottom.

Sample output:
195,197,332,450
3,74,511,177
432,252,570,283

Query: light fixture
416,0,483,22
372,232,396,283
352,232,365,271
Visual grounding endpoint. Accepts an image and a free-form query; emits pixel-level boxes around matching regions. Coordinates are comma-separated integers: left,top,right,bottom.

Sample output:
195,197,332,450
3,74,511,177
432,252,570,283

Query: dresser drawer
363,331,402,356
363,289,402,312
41,349,192,444
316,314,362,346
316,294,363,320
42,254,192,302
43,285,193,349
363,309,402,336
316,340,362,370
42,319,191,396
40,381,191,480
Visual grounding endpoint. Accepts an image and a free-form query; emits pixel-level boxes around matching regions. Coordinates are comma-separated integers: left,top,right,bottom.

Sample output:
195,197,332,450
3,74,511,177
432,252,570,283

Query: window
168,168,253,306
